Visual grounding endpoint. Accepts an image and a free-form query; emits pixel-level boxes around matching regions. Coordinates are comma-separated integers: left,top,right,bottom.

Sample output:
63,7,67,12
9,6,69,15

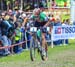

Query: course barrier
1,25,74,52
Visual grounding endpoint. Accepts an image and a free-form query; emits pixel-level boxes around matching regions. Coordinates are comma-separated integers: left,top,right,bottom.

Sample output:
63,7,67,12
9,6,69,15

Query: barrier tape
0,27,52,50
0,40,30,50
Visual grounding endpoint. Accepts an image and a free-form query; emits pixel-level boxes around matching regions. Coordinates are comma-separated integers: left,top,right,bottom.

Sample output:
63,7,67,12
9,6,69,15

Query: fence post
25,31,28,50
11,46,14,54
51,27,54,48
63,39,66,45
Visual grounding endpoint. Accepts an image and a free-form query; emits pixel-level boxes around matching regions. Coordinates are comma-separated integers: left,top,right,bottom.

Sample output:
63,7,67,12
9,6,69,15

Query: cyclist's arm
44,20,50,27
22,18,28,27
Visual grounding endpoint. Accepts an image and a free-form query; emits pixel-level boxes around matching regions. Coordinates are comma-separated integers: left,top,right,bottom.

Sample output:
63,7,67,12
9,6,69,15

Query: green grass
0,39,75,67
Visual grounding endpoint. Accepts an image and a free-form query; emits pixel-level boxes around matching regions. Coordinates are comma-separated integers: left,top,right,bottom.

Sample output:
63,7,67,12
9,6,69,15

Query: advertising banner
52,25,75,41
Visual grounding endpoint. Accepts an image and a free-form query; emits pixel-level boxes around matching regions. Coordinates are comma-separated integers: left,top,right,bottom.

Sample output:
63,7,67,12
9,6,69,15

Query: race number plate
30,27,37,32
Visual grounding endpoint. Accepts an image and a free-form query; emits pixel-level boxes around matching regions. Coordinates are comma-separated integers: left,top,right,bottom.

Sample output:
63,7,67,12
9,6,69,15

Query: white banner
52,25,75,41
70,0,75,23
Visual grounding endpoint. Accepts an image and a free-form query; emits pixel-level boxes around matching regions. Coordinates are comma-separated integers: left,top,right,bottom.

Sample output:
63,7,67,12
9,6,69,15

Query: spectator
62,19,69,45
14,22,23,53
0,12,12,55
54,18,62,46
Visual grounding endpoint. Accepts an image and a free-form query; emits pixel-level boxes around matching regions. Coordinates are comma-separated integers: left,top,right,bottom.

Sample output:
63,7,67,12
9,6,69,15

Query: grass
0,39,75,67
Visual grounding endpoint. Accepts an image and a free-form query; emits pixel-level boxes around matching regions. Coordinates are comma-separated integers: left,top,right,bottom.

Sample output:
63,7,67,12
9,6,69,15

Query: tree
6,0,15,10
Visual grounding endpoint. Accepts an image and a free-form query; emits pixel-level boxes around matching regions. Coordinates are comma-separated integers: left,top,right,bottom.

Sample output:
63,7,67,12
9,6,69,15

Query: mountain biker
31,8,49,60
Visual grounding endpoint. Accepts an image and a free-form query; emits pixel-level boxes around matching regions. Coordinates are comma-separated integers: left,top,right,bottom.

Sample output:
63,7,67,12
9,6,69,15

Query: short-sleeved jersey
31,12,48,27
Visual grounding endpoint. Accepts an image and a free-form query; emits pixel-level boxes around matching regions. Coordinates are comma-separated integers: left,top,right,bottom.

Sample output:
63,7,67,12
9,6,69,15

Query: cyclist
31,8,49,60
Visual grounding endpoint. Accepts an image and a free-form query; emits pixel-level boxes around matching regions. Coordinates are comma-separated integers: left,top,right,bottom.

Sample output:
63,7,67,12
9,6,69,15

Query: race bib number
30,27,37,32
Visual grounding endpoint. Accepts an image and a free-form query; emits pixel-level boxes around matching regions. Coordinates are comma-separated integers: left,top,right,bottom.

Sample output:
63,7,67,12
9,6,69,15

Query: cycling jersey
32,12,48,27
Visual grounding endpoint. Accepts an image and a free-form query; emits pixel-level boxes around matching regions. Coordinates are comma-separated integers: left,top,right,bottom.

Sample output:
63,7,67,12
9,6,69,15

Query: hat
21,13,26,18
14,6,18,10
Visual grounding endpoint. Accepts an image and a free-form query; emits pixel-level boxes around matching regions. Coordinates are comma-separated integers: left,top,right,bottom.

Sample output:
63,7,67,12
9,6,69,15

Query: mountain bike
29,27,49,61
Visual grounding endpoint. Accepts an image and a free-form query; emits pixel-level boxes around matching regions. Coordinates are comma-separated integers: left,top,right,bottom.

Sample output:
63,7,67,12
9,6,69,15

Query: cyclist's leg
41,32,48,60
42,33,46,49
37,30,47,53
